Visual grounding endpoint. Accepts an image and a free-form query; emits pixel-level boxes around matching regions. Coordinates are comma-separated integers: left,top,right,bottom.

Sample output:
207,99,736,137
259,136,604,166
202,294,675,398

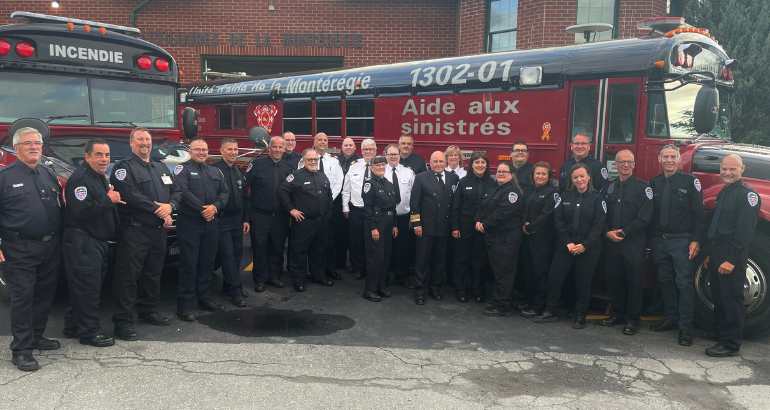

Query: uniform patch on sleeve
74,186,87,201
286,174,295,182
645,187,653,200
246,163,253,173
174,164,183,175
115,169,127,181
601,167,609,180
602,200,607,213
554,193,561,208
508,192,518,203
748,192,759,207
694,178,702,192
363,182,371,193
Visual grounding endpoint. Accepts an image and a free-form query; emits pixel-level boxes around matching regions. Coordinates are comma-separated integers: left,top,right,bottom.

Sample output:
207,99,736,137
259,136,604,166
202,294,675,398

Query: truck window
316,100,342,137
570,86,598,142
283,101,312,136
606,84,638,143
217,105,247,131
693,150,770,181
646,91,667,138
346,99,375,137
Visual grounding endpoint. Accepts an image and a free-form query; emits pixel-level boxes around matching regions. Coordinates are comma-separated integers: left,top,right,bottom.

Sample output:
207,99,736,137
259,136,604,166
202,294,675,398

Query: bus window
646,91,668,138
316,100,342,137
0,73,90,125
346,99,375,137
219,106,232,130
283,101,312,136
606,84,638,143
570,86,598,142
233,106,247,130
651,82,731,140
217,105,247,131
91,79,174,128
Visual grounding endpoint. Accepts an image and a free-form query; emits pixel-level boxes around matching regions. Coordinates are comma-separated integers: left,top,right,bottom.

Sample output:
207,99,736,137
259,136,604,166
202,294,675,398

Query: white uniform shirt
385,163,416,216
298,152,344,200
446,165,467,179
342,159,371,211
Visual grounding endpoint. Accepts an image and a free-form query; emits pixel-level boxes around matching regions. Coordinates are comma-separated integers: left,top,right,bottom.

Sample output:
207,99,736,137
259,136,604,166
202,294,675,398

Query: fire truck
180,17,768,336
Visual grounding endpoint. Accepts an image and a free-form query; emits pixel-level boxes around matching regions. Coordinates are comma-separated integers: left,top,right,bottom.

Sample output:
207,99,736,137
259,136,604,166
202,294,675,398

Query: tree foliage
685,0,770,145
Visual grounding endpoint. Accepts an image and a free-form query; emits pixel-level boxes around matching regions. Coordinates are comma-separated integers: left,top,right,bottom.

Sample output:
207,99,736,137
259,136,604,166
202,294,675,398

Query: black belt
252,209,284,217
219,210,242,217
653,233,693,239
375,211,394,216
350,206,364,211
121,217,162,230
0,227,56,243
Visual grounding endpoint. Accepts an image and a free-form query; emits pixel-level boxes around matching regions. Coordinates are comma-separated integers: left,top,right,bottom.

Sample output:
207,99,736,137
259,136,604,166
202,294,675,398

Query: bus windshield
0,72,175,128
647,82,731,139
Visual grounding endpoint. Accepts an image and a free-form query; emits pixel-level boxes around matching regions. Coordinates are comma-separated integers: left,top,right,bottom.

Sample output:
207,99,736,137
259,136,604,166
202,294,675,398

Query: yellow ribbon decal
542,122,551,141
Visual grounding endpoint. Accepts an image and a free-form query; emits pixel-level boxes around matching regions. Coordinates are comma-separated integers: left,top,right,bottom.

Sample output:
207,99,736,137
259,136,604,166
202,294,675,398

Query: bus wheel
694,231,770,338
0,266,9,307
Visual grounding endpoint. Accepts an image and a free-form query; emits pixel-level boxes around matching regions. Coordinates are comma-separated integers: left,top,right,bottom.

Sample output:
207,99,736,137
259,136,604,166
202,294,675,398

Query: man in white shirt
299,133,344,279
384,143,416,288
445,145,467,179
342,139,377,279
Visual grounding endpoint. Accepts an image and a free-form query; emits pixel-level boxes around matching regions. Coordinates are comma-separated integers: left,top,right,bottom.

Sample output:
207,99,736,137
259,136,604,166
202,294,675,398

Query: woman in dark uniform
533,163,606,328
476,161,525,316
519,161,559,318
361,155,398,302
451,152,497,303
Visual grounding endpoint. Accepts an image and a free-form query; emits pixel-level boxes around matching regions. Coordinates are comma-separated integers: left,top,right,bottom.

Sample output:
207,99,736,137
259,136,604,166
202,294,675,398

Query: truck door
567,80,603,163
598,78,642,180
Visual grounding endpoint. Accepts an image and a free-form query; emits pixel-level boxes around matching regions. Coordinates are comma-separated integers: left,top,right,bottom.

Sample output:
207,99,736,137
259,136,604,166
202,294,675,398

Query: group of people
0,126,760,372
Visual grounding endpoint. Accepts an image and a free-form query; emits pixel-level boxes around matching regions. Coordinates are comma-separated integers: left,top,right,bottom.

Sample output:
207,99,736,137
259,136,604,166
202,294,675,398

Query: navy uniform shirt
212,159,249,221
400,153,427,175
554,189,606,250
245,156,294,214
709,178,760,265
277,167,333,218
0,160,62,238
362,174,397,232
174,160,229,219
282,151,302,169
512,162,535,197
111,153,181,227
524,184,559,237
649,171,706,242
476,181,524,234
451,174,497,231
339,153,362,175
558,156,609,193
65,163,119,241
599,176,653,237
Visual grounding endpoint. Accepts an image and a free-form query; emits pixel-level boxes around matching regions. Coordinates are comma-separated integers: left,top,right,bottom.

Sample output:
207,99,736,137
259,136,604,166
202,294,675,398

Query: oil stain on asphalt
197,307,355,337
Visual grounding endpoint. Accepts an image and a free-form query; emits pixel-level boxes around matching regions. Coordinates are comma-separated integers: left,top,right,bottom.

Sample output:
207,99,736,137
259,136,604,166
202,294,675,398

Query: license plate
167,246,180,256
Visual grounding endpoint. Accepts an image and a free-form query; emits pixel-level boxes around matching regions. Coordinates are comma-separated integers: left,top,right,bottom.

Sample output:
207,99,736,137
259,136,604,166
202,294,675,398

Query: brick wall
457,0,486,56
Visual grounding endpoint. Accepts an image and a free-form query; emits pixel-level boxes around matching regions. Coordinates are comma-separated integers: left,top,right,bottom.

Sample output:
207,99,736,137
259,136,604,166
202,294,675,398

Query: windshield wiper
94,120,137,127
45,114,90,123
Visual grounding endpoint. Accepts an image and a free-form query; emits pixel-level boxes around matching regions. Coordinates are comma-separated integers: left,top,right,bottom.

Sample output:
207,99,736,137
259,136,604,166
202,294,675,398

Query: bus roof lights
99,27,106,36
154,58,169,72
66,22,73,31
10,11,142,36
653,60,665,68
15,42,34,58
137,56,152,70
0,40,10,56
83,25,90,34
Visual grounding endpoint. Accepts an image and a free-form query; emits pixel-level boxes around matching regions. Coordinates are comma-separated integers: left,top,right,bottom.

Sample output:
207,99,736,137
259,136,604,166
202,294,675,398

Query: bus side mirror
693,86,719,134
182,107,198,139
248,126,269,151
10,118,50,142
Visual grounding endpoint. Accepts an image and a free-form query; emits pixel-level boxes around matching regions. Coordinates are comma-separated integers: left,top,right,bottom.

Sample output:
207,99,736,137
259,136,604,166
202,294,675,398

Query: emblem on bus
541,122,551,141
255,104,278,132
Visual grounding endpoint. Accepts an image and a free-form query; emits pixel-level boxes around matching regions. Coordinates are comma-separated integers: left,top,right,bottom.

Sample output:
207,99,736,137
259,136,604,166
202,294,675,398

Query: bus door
567,80,604,164
597,78,643,180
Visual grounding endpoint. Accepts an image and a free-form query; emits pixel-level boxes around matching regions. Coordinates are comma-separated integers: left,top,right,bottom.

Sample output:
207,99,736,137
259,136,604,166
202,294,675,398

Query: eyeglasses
17,141,43,147
304,158,320,163
371,163,386,167
512,149,528,154
191,148,209,153
362,148,376,152
572,142,590,146
386,153,399,157
496,170,511,174
615,161,635,165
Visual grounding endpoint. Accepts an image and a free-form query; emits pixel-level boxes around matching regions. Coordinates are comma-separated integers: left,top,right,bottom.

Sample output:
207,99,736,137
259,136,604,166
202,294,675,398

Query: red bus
180,19,769,336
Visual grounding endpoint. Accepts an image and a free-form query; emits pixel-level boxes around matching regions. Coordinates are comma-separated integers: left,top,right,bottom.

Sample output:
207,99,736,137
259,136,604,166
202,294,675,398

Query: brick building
1,0,681,84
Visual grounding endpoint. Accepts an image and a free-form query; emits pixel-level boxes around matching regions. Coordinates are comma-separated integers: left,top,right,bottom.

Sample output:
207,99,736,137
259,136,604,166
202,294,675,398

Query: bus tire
694,231,770,338
0,265,9,307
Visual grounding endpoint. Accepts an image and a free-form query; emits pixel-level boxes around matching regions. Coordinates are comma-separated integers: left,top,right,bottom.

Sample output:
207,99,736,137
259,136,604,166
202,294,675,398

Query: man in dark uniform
510,142,534,197
247,136,293,292
599,150,653,335
558,133,609,193
399,134,427,175
174,138,230,322
212,138,249,307
281,131,302,169
648,144,706,346
410,151,459,305
335,138,361,270
278,149,334,292
62,139,121,348
0,127,63,371
111,127,181,341
704,154,760,357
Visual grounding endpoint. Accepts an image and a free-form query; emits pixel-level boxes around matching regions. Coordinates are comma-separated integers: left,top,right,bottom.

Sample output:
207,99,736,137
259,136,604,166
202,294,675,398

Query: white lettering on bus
49,44,123,63
400,98,516,137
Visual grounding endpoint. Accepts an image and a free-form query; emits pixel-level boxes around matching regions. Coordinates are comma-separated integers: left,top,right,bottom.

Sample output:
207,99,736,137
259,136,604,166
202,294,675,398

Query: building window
575,0,617,43
486,0,518,52
217,105,247,130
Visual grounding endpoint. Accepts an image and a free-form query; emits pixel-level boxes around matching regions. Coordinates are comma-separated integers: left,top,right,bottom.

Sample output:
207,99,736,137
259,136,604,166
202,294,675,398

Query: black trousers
709,243,746,351
453,215,487,297
325,206,337,273
112,225,166,326
523,233,554,311
249,210,288,284
545,244,601,316
486,229,523,312
176,214,219,309
391,214,415,284
217,213,244,296
289,215,330,285
414,234,447,296
63,228,109,339
333,195,350,268
348,206,366,273
1,236,60,356
605,234,647,324
364,215,394,293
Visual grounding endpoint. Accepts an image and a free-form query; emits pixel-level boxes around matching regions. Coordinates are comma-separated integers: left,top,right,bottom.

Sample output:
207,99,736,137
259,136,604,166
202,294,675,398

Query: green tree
685,0,770,145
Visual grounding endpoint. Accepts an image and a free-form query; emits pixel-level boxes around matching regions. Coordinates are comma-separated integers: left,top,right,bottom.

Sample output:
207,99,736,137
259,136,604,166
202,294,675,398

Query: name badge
12,183,23,188
304,181,311,185
161,175,172,185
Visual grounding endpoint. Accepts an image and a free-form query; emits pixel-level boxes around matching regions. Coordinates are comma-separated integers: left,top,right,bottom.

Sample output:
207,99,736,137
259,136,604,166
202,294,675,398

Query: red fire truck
180,18,769,336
